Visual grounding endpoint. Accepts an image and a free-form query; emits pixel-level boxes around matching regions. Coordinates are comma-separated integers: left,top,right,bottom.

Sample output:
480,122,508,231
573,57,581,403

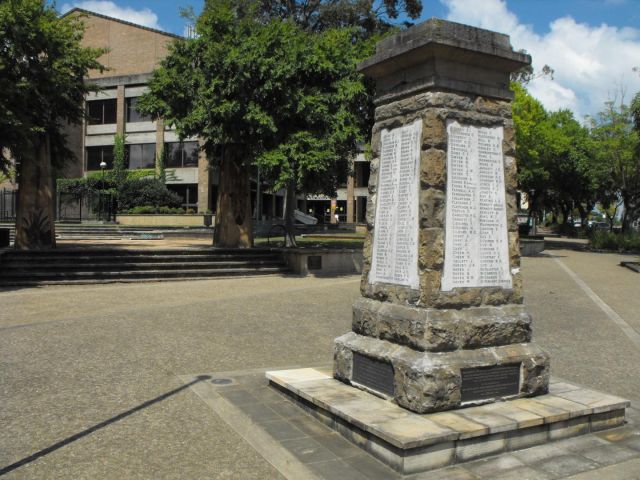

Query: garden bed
116,214,212,227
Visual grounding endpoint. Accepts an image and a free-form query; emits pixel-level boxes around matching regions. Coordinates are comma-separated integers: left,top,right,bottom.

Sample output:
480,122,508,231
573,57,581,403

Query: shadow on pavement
0,375,212,477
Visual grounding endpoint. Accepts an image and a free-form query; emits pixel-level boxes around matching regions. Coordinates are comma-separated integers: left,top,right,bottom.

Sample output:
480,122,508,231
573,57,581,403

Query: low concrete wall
282,249,363,277
520,238,545,256
116,214,212,227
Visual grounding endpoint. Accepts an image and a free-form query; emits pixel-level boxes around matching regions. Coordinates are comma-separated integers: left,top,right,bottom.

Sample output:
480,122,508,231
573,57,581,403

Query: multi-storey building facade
60,8,369,224
62,8,213,213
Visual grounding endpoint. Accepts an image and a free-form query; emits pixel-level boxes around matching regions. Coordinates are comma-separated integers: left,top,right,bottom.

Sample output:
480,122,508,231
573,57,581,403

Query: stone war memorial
267,19,630,474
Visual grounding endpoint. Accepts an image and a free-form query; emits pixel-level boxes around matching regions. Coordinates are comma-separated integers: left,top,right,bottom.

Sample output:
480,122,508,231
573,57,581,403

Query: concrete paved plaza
1,248,640,479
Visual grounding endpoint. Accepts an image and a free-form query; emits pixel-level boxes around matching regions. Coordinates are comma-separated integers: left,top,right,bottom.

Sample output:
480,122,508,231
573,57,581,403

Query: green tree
254,0,422,33
0,0,105,249
112,133,128,187
590,97,640,233
156,146,167,183
511,82,550,222
544,109,597,227
140,0,382,247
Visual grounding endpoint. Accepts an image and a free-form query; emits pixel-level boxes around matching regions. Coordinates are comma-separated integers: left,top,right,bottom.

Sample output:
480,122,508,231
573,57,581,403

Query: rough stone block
333,332,550,414
351,298,533,352
419,228,445,270
419,188,446,228
420,148,447,189
422,110,447,148
504,155,518,192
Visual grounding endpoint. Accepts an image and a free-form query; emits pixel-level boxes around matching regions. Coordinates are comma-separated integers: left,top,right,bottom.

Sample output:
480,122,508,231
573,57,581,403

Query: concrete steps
0,248,289,286
0,223,214,243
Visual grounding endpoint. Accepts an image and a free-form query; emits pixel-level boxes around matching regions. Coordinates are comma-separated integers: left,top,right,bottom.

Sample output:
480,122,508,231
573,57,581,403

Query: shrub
117,177,182,212
590,230,640,251
57,176,116,195
113,133,127,186
126,205,185,214
58,170,156,195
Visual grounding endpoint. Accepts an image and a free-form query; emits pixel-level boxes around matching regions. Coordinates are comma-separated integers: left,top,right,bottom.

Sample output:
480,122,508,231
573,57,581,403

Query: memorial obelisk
332,19,551,413
267,20,629,474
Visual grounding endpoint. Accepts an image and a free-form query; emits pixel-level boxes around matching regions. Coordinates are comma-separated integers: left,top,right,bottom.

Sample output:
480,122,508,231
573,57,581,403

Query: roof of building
61,7,183,40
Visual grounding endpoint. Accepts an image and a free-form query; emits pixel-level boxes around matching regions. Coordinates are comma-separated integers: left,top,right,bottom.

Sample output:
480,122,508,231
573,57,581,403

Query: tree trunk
561,202,571,223
621,192,631,233
14,135,56,250
283,177,297,248
213,145,253,248
577,204,588,227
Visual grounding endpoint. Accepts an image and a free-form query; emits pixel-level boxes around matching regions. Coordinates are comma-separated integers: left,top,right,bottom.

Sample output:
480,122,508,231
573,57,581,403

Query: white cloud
441,0,640,119
61,1,161,30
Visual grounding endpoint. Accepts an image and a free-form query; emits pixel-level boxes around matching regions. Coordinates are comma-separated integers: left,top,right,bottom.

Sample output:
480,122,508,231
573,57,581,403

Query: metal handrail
266,224,287,245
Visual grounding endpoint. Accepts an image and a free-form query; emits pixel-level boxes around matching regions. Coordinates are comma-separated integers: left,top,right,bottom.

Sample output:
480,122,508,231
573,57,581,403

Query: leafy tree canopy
0,0,105,172
589,97,640,231
140,0,423,247
512,83,599,226
511,82,550,197
140,0,378,180
254,0,422,33
139,0,383,246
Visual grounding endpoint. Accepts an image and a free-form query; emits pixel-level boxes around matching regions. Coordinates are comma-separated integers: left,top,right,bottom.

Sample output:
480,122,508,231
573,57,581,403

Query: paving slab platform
266,368,631,475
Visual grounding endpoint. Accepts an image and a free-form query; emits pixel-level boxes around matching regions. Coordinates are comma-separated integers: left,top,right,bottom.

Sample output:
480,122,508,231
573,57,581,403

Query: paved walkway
1,248,639,479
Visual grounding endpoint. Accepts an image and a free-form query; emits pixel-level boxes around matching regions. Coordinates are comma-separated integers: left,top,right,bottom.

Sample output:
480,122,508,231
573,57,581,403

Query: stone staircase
0,248,290,286
0,223,214,244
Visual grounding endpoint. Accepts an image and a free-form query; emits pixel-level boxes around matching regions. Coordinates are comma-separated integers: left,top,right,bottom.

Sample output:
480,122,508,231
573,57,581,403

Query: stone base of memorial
267,368,629,475
333,299,549,413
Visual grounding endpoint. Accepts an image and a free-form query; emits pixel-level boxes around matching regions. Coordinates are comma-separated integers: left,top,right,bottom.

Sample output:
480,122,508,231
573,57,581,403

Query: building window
165,141,199,168
126,97,152,123
86,146,114,170
126,143,156,169
167,184,198,210
87,99,117,125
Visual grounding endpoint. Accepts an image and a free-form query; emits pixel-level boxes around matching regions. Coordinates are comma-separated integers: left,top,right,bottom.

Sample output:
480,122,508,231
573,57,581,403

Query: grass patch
255,236,364,249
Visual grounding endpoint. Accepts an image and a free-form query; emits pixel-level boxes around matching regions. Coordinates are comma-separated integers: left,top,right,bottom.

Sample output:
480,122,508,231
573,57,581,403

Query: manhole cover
211,378,234,386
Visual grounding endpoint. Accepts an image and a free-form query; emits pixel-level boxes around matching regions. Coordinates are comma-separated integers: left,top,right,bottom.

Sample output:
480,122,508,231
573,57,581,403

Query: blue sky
56,0,640,119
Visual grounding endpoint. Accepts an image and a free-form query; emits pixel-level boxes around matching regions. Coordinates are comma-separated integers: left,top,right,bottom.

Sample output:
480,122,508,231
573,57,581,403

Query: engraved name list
369,120,422,290
442,120,512,291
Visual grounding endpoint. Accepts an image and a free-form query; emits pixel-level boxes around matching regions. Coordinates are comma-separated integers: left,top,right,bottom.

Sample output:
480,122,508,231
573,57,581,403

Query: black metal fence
57,191,115,222
0,188,16,221
0,189,115,223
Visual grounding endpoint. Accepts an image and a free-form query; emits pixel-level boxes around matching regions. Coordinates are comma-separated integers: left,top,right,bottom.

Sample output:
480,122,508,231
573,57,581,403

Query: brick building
60,8,369,224
61,8,211,213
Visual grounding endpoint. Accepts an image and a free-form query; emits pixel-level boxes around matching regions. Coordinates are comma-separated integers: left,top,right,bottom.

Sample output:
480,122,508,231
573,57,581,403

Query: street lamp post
99,160,107,222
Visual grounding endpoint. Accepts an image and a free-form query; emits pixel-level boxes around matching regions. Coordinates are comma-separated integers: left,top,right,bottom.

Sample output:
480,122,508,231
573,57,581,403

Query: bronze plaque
352,353,394,396
461,364,521,402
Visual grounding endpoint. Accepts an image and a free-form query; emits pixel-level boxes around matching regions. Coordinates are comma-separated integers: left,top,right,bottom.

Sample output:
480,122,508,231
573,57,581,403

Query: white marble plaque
442,120,512,291
369,119,422,289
